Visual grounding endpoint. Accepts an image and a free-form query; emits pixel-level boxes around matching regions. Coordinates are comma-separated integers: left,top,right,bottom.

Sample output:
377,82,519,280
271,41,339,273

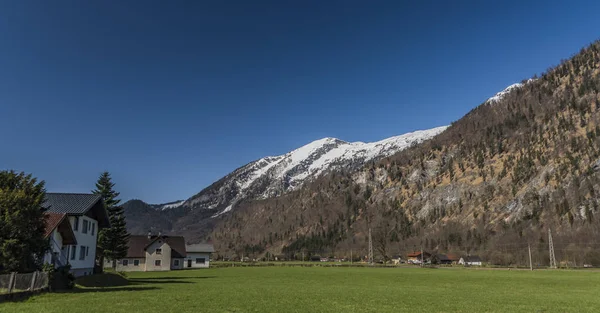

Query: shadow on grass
128,279,194,284
131,276,217,280
68,286,160,293
76,273,130,287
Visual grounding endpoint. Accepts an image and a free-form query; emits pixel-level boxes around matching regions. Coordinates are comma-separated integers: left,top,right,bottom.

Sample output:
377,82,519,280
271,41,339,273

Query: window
79,246,86,260
91,222,95,236
123,259,129,266
174,259,180,266
82,220,88,234
134,259,140,266
155,260,161,266
74,217,79,231
86,246,89,257
155,248,162,255
196,258,205,264
70,246,77,260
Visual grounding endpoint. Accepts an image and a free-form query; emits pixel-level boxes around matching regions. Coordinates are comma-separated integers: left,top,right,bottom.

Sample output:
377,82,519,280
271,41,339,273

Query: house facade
185,243,215,268
106,235,187,271
43,193,110,277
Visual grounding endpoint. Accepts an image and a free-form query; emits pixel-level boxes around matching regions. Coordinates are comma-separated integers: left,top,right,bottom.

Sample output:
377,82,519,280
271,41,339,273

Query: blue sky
1,1,599,203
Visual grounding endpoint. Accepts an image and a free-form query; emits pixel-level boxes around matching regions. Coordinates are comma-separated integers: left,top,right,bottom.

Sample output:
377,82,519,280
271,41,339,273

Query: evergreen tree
92,172,129,270
0,170,48,273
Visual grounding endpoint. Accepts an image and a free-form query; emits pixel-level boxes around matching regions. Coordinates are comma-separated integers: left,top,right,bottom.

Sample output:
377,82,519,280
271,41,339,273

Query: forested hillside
210,41,600,266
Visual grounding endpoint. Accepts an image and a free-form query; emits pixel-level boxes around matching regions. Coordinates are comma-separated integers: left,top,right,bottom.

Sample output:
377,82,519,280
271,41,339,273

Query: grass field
1,267,599,312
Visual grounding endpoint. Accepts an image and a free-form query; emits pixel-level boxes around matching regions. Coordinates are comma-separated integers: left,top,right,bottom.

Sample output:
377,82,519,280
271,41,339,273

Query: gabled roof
43,193,110,228
125,235,187,258
446,253,460,261
45,213,67,238
186,243,215,253
436,254,450,261
44,212,77,245
407,251,431,257
462,255,482,262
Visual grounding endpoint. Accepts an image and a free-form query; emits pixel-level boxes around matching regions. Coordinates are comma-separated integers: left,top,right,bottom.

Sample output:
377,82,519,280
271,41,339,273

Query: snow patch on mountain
486,79,534,104
158,200,185,211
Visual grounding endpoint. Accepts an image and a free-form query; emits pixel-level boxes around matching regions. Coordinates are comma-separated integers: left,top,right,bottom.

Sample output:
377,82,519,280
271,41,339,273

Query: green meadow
2,266,599,312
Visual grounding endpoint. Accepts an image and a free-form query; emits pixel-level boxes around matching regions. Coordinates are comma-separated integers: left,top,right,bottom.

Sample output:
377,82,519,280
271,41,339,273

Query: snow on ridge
159,200,185,210
208,125,448,218
486,79,535,104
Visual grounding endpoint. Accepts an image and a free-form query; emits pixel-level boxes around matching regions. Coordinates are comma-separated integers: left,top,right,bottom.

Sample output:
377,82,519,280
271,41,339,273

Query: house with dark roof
106,234,187,271
436,254,453,265
459,255,483,266
43,193,109,276
185,243,215,268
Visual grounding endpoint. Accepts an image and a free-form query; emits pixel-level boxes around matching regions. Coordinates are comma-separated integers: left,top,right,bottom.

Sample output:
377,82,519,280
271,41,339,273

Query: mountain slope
209,41,600,266
123,126,446,235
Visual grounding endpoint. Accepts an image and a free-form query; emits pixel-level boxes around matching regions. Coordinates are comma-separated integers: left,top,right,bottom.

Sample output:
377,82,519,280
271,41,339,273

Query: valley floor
1,267,599,312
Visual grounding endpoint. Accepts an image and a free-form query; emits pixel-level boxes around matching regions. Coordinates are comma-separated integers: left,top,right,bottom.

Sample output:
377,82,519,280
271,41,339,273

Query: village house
407,251,432,264
184,243,215,268
106,234,187,271
436,254,452,265
446,253,461,264
391,255,402,265
459,256,483,266
43,193,110,277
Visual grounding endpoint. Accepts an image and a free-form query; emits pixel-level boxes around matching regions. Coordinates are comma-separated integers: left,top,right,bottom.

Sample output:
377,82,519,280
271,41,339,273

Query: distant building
446,253,461,264
106,234,187,271
407,251,432,264
436,254,452,265
459,256,483,266
185,243,215,268
391,255,402,265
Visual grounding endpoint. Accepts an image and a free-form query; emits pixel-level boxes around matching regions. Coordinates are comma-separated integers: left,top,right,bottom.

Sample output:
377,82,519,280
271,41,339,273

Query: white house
43,193,110,277
105,234,187,272
185,243,215,268
459,256,483,266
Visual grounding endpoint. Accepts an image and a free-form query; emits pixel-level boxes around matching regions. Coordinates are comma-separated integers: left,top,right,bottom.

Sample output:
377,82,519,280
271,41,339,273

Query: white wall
185,252,211,268
44,229,64,265
145,241,172,271
66,215,98,276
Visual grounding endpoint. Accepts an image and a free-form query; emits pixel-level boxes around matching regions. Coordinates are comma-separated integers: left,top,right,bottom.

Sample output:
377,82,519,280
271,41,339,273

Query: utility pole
548,229,557,269
302,251,304,263
368,228,374,265
528,243,533,271
350,249,353,265
421,247,424,268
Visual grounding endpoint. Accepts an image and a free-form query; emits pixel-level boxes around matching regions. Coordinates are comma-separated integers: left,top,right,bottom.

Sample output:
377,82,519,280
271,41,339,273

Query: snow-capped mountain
168,126,447,217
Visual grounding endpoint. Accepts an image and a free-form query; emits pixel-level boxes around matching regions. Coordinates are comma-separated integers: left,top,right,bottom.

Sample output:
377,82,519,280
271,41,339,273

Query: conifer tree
93,172,129,270
0,170,48,273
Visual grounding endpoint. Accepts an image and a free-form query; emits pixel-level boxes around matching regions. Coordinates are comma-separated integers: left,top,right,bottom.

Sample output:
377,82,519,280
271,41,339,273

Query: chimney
147,230,152,239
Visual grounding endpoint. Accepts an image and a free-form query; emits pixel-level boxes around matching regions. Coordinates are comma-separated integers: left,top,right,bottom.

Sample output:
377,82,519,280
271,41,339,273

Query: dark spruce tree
92,171,129,271
0,170,49,273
